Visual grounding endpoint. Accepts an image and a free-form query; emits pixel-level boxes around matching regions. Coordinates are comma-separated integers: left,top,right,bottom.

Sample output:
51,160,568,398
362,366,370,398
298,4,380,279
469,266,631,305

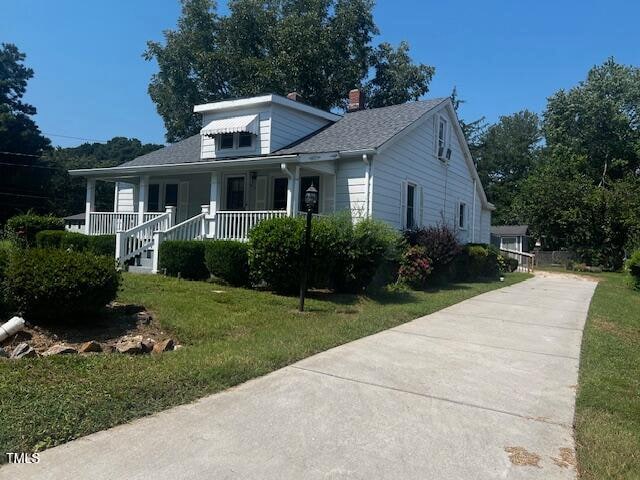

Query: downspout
362,154,371,218
471,179,477,243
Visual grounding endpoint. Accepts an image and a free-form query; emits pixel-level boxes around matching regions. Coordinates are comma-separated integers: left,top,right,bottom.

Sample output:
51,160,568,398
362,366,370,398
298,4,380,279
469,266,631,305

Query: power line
44,132,109,143
0,150,43,158
0,161,60,170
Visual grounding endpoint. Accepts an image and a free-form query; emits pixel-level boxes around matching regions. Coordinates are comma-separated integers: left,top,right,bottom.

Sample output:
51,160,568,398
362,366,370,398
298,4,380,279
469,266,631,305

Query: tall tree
46,137,163,216
0,43,51,223
474,110,542,223
450,86,486,159
146,0,433,142
544,58,640,186
365,41,434,108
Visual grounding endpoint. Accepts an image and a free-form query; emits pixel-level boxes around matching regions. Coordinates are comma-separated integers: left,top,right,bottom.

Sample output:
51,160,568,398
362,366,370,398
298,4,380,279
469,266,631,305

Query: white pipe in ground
0,316,25,342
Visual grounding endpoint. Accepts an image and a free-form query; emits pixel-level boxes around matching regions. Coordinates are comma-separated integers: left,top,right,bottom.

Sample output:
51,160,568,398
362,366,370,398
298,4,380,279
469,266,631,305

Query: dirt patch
504,446,542,468
1,302,174,355
593,317,640,343
534,271,600,283
551,447,576,469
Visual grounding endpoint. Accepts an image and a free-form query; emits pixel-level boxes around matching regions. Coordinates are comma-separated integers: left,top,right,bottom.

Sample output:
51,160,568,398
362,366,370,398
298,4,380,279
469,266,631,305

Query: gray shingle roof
276,98,447,154
118,98,447,167
491,225,529,236
119,134,201,168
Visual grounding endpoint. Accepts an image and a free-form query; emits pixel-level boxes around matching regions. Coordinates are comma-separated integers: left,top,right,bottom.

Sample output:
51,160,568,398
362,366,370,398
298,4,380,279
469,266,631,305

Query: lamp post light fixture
299,183,318,312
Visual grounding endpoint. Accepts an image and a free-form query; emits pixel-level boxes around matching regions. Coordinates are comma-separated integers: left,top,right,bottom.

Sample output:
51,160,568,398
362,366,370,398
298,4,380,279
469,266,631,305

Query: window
226,177,245,210
148,184,160,212
238,132,253,148
273,177,288,210
299,176,320,214
406,183,416,229
437,117,447,158
458,202,466,229
165,184,178,207
501,236,518,251
220,133,234,149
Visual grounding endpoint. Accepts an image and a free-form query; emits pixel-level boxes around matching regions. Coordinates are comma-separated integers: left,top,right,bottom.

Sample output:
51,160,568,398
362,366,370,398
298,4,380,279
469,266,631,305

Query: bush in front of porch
4,213,64,246
36,230,115,256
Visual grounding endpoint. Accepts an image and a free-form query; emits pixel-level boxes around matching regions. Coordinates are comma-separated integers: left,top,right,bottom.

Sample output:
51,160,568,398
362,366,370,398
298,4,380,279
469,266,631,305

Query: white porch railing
88,212,164,235
115,211,173,265
500,248,535,273
213,210,287,241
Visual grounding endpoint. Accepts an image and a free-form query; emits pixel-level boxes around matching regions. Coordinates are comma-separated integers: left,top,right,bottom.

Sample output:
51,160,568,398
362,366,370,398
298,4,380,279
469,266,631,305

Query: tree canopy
146,0,434,142
0,43,52,223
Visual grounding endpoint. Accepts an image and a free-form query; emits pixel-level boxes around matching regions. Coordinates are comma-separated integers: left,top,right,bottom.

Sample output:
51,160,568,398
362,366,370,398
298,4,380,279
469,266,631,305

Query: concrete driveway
1,273,597,480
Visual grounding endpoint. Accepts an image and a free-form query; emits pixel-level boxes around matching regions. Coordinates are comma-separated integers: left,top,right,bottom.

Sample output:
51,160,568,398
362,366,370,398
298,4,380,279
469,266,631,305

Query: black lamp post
299,183,318,312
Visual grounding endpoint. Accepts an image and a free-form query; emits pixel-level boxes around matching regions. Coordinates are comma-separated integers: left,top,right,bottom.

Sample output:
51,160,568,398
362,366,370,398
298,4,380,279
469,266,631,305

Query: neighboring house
70,90,494,272
490,225,531,253
64,213,86,233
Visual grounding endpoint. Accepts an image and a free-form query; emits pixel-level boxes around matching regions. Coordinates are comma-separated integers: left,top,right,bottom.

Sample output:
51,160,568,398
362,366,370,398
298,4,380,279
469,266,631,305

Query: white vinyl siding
335,158,368,220
269,104,331,152
115,182,135,212
372,104,489,243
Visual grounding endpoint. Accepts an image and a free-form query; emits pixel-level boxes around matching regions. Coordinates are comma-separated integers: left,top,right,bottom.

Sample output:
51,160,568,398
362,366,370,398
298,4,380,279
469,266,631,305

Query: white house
490,225,531,253
70,90,494,272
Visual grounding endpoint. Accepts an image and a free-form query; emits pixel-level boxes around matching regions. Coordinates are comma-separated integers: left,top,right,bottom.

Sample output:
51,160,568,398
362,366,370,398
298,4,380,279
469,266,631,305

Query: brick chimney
286,92,303,102
347,88,365,112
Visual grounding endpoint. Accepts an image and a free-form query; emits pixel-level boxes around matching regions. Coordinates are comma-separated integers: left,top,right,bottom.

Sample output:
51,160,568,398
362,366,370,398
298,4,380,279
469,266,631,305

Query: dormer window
238,132,253,148
220,133,235,149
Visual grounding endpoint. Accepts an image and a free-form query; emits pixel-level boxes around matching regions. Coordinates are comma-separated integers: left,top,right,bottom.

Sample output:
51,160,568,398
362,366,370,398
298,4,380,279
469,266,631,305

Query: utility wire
43,133,109,143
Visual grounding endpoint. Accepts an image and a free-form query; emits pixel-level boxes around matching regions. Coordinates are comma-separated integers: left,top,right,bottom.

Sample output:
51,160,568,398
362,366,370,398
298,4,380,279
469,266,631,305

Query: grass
568,270,640,479
0,272,528,457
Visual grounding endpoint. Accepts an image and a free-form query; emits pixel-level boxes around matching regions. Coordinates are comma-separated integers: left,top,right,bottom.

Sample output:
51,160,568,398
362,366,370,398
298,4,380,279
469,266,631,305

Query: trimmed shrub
403,224,460,274
88,235,116,257
453,243,501,281
398,245,432,288
626,250,640,290
36,231,115,257
4,248,120,323
506,257,519,273
5,213,64,246
159,240,208,280
204,240,249,286
248,215,399,293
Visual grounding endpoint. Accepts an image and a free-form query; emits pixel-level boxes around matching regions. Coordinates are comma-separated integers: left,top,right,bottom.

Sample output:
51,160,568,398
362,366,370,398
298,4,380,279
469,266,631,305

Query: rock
0,347,8,358
152,338,174,354
136,311,152,324
10,342,37,359
115,340,143,355
79,341,102,353
43,344,78,356
102,344,115,353
173,344,183,351
141,338,155,353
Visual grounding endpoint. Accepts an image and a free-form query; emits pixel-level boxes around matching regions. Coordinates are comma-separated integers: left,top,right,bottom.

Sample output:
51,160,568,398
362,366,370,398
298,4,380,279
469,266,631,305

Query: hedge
204,240,249,286
4,248,120,323
158,240,208,280
626,250,640,290
248,215,399,293
35,230,115,257
452,243,502,281
5,213,64,246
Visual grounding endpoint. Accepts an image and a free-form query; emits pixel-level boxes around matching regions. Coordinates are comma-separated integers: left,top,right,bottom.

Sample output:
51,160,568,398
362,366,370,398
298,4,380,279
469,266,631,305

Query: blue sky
2,0,639,148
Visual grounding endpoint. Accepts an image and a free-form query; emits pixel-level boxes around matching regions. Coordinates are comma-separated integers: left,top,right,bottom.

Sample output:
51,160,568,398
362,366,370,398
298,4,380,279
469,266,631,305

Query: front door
226,176,245,210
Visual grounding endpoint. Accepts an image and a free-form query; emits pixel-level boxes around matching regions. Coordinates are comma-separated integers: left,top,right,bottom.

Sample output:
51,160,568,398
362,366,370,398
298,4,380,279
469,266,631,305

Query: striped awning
200,114,259,136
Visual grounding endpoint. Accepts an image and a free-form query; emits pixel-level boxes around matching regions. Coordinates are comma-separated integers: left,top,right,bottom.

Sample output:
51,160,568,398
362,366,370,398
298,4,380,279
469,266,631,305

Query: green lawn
572,271,640,479
0,272,528,456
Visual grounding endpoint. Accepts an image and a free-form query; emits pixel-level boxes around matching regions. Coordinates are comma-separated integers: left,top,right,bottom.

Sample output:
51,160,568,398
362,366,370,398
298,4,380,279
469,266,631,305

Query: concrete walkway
1,273,597,480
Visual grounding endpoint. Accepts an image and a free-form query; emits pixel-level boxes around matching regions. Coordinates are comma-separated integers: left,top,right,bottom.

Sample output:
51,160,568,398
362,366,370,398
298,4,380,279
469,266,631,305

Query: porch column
292,166,301,216
138,175,149,225
84,178,95,234
209,172,220,238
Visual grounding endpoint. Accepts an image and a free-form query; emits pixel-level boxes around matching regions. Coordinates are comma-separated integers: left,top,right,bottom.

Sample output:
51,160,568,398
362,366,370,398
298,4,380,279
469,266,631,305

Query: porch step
127,265,154,274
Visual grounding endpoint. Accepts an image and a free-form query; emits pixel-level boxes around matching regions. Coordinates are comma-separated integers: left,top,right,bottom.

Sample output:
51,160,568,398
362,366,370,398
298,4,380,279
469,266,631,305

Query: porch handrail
115,212,172,266
88,211,164,235
151,212,206,273
214,210,287,241
500,248,535,273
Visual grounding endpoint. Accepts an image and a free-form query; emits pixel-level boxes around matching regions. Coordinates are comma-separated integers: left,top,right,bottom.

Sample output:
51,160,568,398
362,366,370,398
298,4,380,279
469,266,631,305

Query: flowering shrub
398,245,433,288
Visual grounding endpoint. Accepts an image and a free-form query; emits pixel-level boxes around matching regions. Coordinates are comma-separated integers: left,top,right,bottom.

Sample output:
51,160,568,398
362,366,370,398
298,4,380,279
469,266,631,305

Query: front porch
82,162,335,272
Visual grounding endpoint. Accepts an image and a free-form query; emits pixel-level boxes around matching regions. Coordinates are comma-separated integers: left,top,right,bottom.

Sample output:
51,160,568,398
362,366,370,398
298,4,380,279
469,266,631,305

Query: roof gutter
69,154,299,177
